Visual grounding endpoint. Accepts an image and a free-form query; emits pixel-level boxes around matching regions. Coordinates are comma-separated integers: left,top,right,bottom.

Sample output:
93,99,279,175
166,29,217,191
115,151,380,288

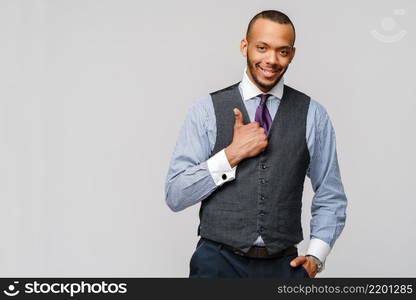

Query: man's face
240,18,296,92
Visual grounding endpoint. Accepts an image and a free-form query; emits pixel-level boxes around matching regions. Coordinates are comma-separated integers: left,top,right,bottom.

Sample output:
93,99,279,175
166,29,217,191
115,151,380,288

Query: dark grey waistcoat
197,82,311,255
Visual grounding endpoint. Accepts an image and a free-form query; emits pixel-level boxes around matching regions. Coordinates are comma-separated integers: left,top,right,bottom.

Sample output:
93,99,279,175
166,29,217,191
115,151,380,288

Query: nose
265,51,278,65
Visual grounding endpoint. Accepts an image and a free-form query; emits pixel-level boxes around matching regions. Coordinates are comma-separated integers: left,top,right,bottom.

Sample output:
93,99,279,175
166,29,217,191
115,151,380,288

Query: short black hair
246,10,296,46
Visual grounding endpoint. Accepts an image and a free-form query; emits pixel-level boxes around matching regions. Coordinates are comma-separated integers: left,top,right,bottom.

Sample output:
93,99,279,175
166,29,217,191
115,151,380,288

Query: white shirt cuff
306,238,331,263
207,149,237,186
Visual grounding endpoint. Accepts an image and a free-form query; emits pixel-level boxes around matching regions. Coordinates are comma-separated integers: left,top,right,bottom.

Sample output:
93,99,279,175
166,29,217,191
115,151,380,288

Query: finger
233,108,244,127
290,256,307,267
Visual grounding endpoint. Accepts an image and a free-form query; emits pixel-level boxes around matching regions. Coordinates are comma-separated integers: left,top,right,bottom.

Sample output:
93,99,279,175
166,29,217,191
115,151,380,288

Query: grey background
0,0,414,277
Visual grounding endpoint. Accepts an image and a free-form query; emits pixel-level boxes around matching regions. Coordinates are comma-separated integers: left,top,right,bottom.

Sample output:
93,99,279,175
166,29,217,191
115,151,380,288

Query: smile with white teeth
258,66,278,78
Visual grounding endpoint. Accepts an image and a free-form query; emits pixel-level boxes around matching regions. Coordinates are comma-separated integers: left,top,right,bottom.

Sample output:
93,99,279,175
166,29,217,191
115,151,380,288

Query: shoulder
210,82,240,96
307,98,334,135
185,94,215,128
190,94,214,115
283,85,334,133
284,84,310,99
282,85,329,119
309,99,329,119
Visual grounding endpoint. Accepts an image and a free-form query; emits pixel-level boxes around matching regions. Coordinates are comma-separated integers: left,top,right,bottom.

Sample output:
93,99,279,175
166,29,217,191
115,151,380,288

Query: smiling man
165,10,347,278
243,15,294,92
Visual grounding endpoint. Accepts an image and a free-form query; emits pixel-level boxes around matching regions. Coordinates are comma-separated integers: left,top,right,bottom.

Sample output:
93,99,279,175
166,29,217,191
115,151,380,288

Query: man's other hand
290,255,318,278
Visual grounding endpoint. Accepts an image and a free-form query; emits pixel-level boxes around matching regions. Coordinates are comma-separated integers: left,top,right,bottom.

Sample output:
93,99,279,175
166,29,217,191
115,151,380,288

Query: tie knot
259,94,270,106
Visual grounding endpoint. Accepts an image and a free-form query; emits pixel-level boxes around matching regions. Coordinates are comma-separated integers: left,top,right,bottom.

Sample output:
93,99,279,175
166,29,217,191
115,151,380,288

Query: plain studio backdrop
0,0,415,277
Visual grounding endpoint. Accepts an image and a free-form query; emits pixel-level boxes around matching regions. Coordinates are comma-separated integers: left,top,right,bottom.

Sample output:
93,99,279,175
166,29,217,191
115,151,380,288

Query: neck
245,68,275,93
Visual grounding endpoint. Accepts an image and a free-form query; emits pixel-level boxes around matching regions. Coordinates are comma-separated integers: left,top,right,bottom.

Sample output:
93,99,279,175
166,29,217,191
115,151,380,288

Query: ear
240,39,248,57
289,47,296,63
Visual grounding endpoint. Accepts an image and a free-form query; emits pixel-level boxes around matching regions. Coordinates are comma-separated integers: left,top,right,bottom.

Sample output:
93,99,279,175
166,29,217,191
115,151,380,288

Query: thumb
233,108,244,127
290,256,307,268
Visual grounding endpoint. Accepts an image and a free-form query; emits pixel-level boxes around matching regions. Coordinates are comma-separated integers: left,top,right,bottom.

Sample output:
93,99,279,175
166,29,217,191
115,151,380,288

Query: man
165,10,347,278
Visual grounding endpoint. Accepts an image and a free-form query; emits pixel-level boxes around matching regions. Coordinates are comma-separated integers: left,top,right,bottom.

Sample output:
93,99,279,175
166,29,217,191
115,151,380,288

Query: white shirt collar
239,66,284,101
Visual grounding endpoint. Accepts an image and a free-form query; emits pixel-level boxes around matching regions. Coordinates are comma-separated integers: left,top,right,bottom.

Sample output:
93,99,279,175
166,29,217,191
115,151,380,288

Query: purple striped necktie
255,94,272,135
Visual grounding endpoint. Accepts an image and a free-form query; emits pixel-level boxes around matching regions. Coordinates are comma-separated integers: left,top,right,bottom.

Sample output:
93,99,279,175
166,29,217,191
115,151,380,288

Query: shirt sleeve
305,101,348,263
207,149,237,186
164,96,236,212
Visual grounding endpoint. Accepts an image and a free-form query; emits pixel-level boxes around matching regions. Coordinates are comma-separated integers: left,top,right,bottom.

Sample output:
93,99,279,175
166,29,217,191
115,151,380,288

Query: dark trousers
189,238,309,278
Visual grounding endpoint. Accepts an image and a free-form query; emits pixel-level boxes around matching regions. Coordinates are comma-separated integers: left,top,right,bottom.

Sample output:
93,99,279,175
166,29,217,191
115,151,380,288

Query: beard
246,54,288,91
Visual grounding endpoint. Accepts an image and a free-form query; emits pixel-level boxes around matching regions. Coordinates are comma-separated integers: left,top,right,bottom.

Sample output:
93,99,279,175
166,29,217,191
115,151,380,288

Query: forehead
248,18,294,47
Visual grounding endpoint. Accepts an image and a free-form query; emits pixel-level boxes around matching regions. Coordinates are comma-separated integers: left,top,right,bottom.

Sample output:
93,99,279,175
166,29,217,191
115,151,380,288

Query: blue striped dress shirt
165,70,347,263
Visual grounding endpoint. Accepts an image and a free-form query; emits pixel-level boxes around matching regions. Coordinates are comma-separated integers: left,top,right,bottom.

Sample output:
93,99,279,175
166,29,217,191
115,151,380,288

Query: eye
280,50,289,56
257,46,266,52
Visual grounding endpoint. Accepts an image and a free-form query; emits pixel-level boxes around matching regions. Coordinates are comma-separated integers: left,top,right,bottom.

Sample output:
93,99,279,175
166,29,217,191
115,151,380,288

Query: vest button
261,164,266,169
259,211,265,217
260,195,265,200
260,179,265,184
259,226,264,233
